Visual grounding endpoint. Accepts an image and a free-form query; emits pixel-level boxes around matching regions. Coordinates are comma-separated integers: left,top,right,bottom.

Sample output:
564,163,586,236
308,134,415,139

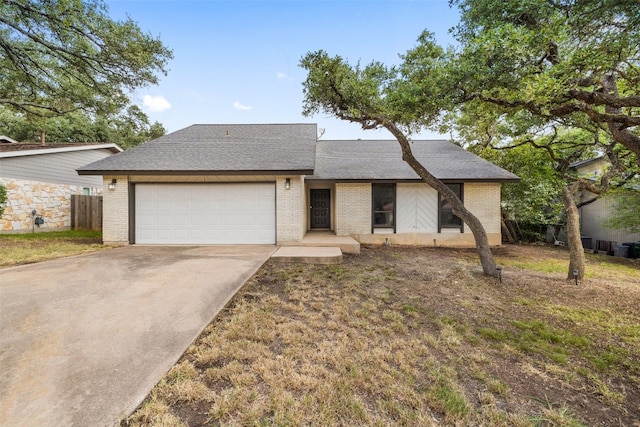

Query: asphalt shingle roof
77,124,318,174
77,124,518,181
311,139,520,181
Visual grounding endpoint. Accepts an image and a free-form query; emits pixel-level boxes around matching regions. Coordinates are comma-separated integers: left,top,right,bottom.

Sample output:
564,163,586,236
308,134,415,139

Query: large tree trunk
562,185,585,281
385,123,499,277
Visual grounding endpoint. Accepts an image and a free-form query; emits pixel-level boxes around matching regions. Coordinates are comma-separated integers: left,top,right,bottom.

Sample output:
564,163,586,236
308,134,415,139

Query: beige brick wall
344,181,502,247
102,175,129,244
335,183,371,235
276,176,305,242
104,175,305,245
464,182,501,234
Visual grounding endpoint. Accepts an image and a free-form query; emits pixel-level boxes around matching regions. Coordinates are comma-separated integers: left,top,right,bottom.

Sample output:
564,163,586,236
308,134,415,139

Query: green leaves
0,106,166,148
602,178,640,233
0,184,7,217
449,0,640,162
0,0,173,117
300,33,452,134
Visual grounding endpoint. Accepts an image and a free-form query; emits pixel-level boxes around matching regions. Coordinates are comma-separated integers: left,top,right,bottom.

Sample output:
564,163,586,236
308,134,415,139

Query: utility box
613,245,630,258
622,242,640,259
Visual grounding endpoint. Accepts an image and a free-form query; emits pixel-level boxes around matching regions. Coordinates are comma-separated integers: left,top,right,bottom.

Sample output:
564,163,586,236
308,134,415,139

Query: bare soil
124,244,640,426
360,245,640,425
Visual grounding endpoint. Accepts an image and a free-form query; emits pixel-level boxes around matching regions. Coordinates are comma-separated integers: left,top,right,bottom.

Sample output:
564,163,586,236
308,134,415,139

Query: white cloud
142,95,171,112
276,72,288,79
233,101,253,111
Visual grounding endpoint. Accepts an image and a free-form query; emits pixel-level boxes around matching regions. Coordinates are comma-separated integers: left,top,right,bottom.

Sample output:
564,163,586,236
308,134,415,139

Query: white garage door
135,183,276,244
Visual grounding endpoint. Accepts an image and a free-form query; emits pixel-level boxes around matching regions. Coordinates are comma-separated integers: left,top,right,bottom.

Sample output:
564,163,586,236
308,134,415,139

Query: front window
439,183,463,232
372,184,395,229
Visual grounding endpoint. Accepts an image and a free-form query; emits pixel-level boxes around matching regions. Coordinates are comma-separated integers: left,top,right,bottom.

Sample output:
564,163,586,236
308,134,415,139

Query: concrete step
279,234,360,254
271,246,343,264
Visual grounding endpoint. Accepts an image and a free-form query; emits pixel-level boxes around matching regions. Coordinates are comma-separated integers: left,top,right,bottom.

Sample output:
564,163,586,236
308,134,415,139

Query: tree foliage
300,48,499,276
0,106,165,149
438,0,639,279
449,0,640,164
471,144,564,240
0,0,172,117
602,179,640,234
0,184,7,217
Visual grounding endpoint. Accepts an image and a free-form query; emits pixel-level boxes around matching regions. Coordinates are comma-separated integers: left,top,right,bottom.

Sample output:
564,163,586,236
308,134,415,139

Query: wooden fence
71,195,103,230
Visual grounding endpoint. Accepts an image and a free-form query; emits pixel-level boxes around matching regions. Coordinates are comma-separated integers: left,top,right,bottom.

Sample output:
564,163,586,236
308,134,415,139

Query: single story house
1,141,122,232
571,157,640,251
77,124,519,247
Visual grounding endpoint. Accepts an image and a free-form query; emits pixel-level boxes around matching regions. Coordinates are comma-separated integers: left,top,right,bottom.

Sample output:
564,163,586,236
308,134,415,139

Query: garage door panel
135,183,275,244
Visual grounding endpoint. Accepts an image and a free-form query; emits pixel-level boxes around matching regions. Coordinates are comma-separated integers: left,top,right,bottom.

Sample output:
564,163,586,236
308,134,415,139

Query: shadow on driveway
0,245,276,426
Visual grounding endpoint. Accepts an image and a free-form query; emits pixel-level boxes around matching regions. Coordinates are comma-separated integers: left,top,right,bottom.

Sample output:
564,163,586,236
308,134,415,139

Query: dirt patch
123,244,640,426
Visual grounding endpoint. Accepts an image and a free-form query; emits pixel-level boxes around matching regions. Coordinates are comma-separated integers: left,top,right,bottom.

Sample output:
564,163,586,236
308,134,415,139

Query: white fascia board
0,143,123,158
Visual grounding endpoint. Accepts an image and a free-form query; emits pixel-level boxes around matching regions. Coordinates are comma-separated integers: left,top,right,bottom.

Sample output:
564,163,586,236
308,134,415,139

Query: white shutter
396,183,438,233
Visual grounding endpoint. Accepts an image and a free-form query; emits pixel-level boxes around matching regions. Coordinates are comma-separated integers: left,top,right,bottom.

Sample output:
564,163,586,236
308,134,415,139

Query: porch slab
279,231,361,254
271,246,343,264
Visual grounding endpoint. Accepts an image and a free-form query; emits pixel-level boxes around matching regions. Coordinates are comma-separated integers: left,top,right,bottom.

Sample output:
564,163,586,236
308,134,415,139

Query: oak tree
300,48,500,276
449,0,640,165
0,0,172,116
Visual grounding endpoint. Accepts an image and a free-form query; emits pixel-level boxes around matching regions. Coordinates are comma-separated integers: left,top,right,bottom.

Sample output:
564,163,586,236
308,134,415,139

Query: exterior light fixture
285,178,291,190
572,269,579,286
496,266,502,283
108,179,117,191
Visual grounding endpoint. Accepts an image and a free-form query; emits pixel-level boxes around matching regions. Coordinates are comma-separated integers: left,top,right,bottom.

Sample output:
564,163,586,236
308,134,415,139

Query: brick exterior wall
334,181,503,247
102,175,306,245
335,183,371,235
99,176,501,247
464,182,501,234
276,176,305,242
0,177,91,232
102,175,129,244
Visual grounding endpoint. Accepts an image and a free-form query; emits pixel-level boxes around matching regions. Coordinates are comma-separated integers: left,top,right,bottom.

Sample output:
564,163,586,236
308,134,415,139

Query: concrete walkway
0,245,276,427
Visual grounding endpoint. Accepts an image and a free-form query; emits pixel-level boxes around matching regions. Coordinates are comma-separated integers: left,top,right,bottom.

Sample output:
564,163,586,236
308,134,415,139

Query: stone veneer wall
0,177,90,232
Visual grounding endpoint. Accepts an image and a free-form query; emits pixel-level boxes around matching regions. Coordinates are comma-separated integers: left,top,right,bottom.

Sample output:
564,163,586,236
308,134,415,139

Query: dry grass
0,230,105,267
123,245,640,427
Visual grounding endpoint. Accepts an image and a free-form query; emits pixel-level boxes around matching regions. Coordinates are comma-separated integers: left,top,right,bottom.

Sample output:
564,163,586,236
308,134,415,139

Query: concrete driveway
0,245,276,426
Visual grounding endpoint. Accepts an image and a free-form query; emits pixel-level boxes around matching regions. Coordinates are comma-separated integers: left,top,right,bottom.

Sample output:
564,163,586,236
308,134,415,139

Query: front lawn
0,230,105,268
122,245,640,426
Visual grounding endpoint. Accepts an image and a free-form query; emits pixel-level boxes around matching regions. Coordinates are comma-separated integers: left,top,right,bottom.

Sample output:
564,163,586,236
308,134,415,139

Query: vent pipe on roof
40,130,46,145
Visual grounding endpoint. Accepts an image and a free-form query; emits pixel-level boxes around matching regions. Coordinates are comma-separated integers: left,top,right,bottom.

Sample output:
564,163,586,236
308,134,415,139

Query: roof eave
305,177,520,183
0,143,123,158
77,169,315,176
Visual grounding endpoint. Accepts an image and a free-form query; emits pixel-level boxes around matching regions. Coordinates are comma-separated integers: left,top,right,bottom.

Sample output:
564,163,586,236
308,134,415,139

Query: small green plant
530,398,587,427
0,184,7,216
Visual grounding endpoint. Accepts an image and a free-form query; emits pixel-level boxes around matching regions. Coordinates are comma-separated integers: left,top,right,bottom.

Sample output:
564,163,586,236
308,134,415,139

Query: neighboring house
0,142,123,232
571,157,640,251
77,124,518,247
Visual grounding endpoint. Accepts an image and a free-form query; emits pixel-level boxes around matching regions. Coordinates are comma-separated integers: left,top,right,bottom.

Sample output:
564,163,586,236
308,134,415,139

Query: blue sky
106,0,461,139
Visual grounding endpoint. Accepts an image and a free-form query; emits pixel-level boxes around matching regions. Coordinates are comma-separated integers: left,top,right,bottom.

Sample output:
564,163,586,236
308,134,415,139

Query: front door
310,189,330,229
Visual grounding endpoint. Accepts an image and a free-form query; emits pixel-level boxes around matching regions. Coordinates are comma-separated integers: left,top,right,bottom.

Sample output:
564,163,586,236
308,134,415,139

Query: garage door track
0,245,276,426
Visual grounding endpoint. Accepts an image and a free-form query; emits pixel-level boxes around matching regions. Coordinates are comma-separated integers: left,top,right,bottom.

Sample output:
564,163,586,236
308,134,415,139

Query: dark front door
310,189,330,229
